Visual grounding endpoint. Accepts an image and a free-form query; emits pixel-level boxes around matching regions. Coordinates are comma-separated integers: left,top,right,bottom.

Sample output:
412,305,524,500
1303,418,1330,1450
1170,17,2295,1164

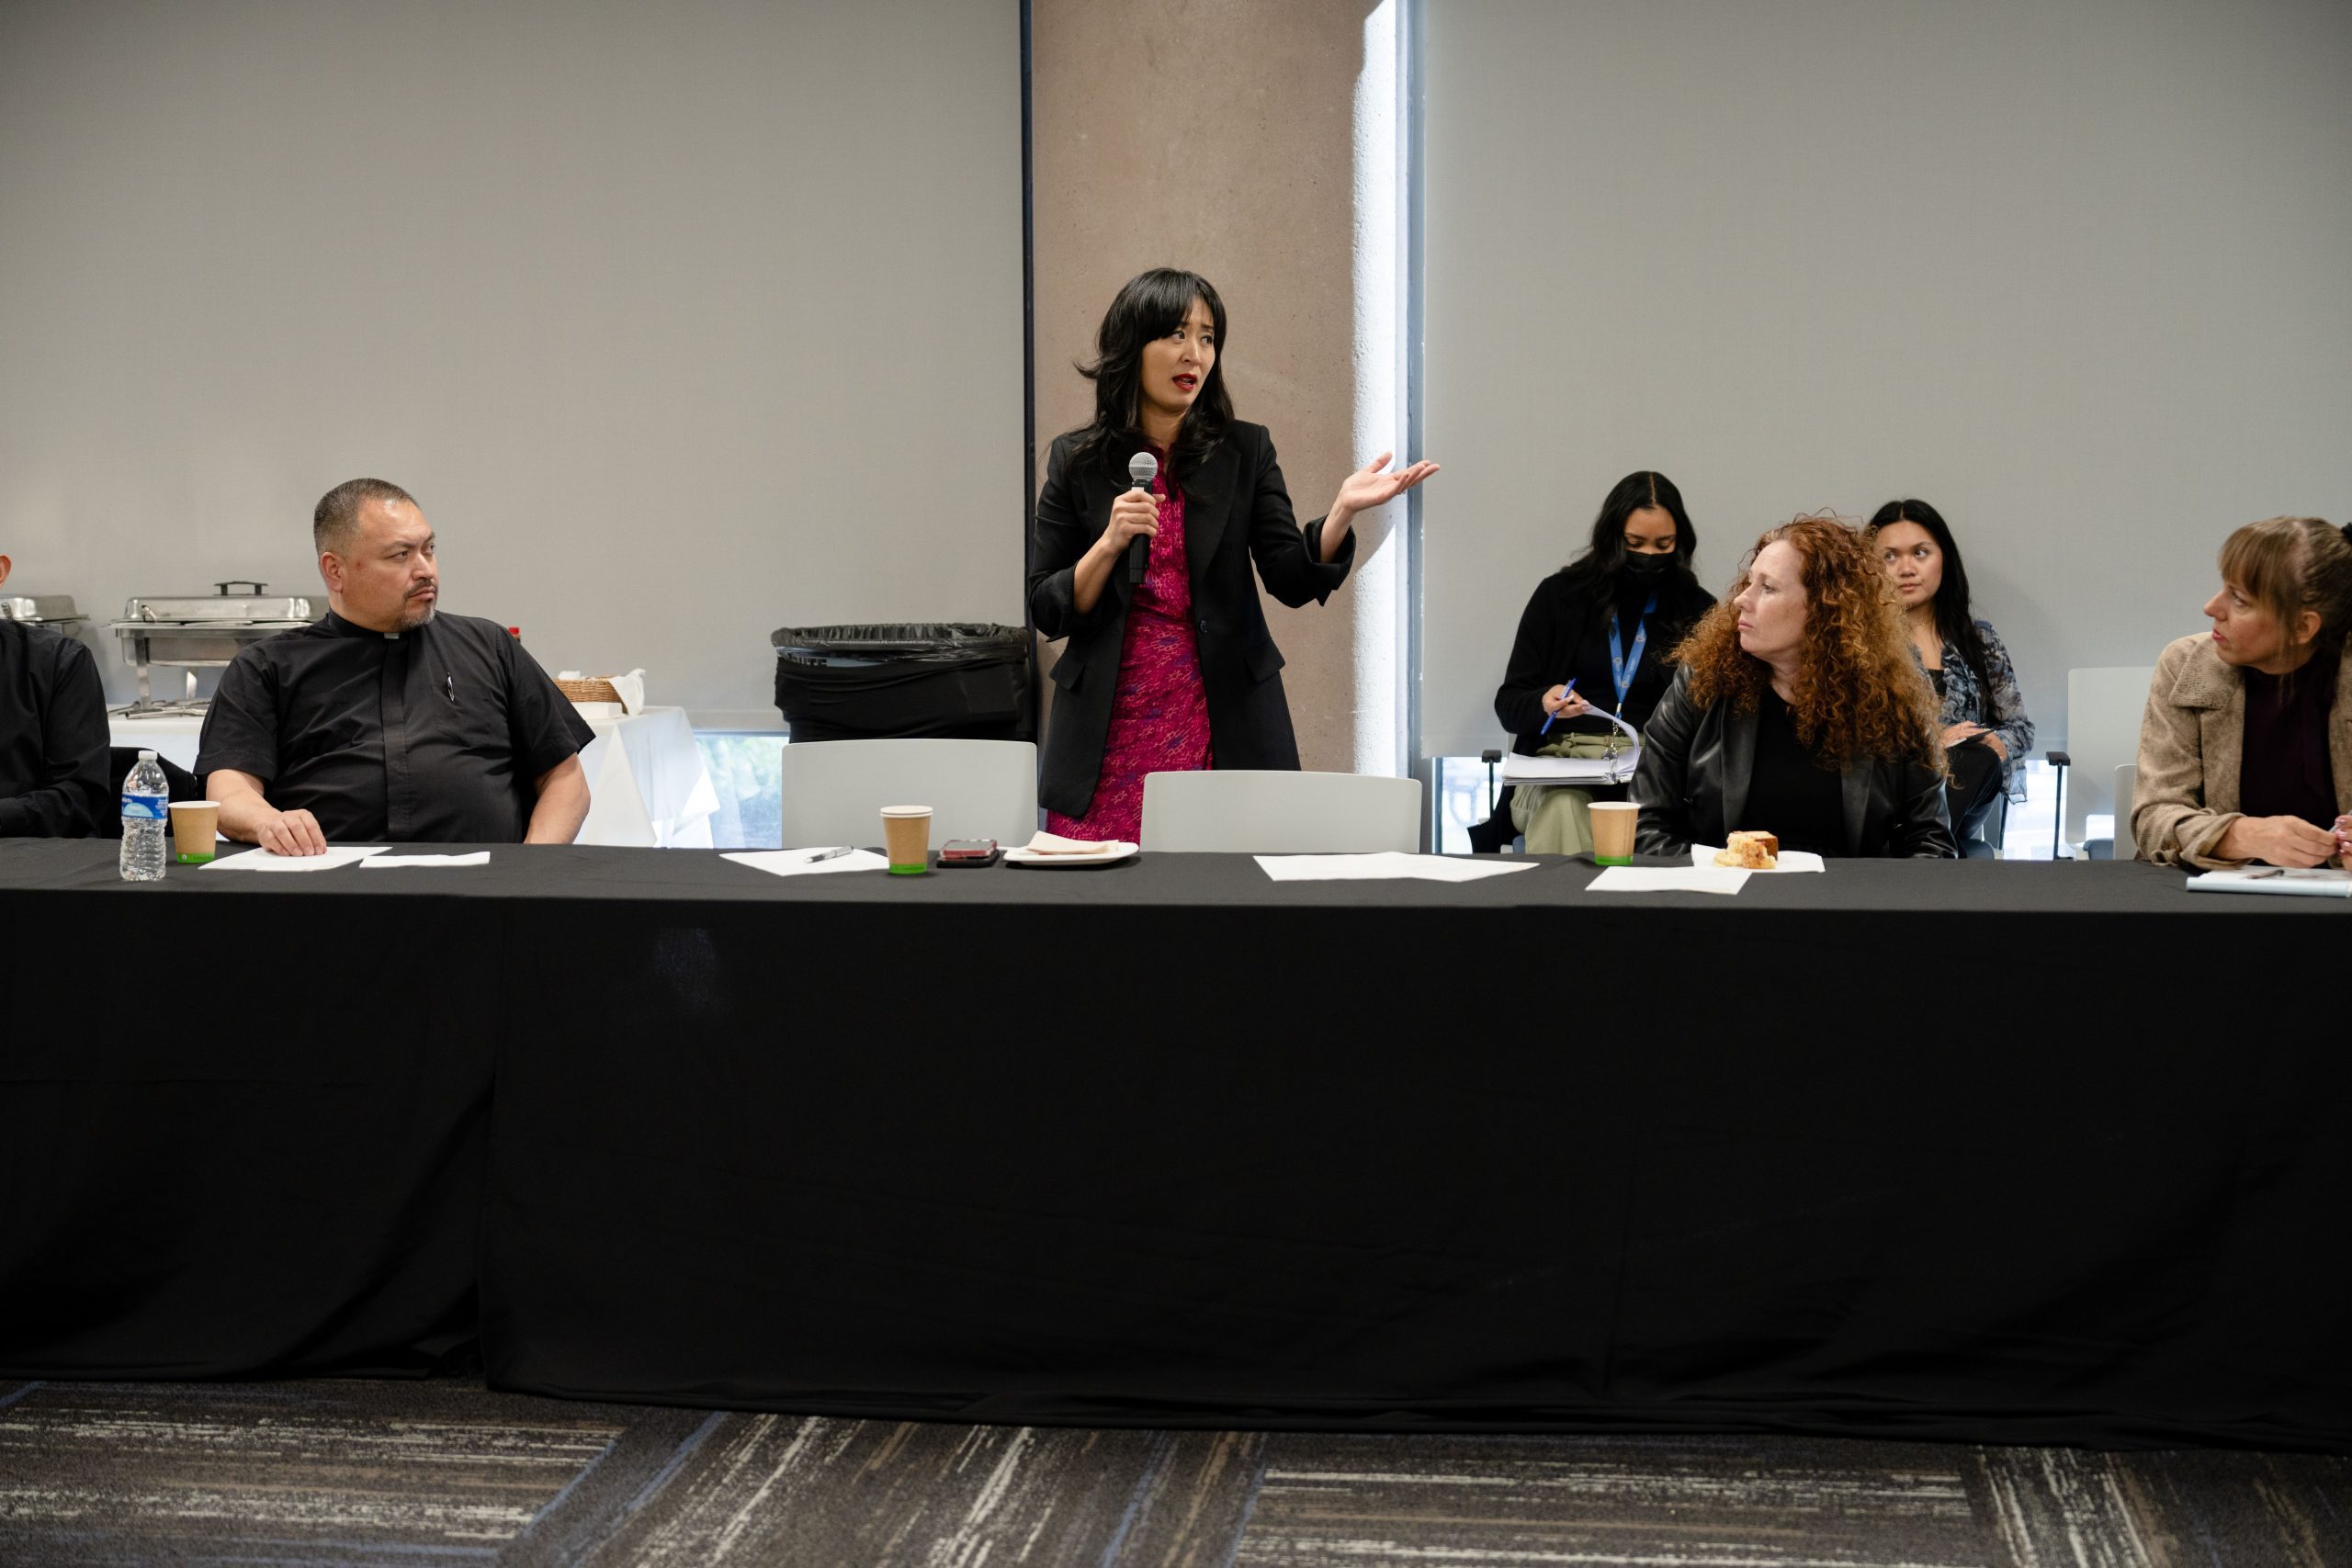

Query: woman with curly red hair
1632,514,1955,858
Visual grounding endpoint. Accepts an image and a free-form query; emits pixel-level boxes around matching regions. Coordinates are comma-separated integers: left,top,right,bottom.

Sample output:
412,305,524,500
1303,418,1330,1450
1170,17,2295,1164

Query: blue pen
1539,677,1577,736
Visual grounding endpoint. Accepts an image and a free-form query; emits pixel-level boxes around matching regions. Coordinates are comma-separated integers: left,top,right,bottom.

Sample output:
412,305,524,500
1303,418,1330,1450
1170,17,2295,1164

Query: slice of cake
1713,830,1779,869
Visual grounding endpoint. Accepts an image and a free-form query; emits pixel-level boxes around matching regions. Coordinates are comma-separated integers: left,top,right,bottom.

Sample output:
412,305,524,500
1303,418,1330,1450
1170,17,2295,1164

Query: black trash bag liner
771,623,1032,742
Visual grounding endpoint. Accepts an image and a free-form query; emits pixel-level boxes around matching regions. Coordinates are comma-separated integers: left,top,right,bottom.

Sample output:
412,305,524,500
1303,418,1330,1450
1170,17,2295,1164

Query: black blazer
1028,422,1352,818
1631,666,1956,858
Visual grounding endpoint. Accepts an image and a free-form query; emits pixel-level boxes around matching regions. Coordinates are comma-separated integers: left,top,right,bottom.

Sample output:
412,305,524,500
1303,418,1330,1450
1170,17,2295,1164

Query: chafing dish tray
0,593,86,625
110,580,322,711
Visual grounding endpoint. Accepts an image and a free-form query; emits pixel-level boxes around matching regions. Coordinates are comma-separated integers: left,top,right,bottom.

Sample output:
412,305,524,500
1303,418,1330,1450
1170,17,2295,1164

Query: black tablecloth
4,840,2346,1449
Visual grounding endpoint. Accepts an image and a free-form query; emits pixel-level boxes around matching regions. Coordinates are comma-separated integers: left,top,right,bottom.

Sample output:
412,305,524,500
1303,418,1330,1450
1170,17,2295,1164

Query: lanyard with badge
1608,590,1658,716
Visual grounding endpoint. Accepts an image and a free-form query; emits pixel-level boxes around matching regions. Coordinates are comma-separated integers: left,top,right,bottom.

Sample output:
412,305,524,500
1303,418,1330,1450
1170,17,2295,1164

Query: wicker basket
556,676,621,705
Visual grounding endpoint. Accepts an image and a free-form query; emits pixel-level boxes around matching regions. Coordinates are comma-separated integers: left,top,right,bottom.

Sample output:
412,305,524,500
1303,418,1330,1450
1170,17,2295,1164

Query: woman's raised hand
1331,452,1441,524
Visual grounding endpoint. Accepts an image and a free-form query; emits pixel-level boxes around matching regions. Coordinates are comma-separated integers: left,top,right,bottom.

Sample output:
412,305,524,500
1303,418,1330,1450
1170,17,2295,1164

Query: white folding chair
1140,770,1422,852
777,739,1037,848
2113,762,2138,861
2057,666,2154,858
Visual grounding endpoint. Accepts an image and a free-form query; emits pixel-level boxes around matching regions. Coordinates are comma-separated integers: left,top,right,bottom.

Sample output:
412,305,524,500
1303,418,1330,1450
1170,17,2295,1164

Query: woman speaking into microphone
1028,267,1438,842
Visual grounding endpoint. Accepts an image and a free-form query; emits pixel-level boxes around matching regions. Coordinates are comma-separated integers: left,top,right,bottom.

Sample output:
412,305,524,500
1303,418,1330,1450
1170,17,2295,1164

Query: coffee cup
1589,800,1638,866
881,805,933,874
168,800,220,864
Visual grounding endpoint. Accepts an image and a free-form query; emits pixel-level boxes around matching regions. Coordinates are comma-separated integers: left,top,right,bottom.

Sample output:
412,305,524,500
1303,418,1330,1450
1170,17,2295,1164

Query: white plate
1003,840,1139,867
1691,844,1826,874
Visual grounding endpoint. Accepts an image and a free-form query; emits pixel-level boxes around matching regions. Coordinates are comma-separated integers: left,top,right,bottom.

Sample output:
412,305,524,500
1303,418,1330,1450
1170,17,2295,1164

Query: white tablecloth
108,705,718,849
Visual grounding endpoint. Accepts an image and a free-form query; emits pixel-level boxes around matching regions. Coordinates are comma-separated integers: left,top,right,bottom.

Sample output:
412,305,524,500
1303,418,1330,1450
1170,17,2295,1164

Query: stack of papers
1253,852,1539,884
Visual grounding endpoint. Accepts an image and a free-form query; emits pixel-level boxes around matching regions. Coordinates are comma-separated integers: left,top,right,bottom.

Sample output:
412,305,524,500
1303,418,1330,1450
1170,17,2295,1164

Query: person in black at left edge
0,547,111,837
198,479,593,856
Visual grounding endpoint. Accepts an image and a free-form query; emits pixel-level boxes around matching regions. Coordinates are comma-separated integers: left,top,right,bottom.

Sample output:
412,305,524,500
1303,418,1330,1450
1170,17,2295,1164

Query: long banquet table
2,840,2346,1450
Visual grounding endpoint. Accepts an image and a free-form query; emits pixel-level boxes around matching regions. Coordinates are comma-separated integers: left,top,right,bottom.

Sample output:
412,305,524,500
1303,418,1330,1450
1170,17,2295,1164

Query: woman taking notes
1633,515,1954,859
1493,471,1714,853
2134,517,2352,868
1867,499,2034,844
1027,268,1438,842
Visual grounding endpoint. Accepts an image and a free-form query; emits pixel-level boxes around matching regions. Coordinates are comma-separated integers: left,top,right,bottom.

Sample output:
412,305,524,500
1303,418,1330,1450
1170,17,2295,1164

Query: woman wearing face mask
1492,471,1714,854
2133,517,2352,869
1632,514,1954,859
1029,267,1439,843
1867,500,2034,845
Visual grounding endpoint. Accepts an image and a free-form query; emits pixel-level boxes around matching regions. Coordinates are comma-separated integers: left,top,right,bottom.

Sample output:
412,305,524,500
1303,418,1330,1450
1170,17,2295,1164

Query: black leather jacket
1632,666,1956,858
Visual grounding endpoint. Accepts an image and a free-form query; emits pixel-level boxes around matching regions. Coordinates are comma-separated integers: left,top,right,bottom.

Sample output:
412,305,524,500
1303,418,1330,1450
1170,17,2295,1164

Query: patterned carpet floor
2,1375,2347,1566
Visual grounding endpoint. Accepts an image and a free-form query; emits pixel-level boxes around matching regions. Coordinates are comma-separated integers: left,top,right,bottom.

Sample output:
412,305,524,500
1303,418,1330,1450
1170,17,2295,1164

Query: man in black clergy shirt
0,548,112,837
198,479,594,855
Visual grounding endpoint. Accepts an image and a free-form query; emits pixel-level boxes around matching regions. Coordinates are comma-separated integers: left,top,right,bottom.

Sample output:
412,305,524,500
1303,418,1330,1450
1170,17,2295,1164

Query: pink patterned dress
1046,450,1213,843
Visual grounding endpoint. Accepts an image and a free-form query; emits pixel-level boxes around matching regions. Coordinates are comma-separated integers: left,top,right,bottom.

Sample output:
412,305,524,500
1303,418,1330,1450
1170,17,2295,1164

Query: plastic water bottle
119,750,168,881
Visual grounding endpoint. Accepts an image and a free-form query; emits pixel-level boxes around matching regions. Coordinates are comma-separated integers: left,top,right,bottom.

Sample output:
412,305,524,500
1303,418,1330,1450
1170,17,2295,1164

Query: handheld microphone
1126,451,1159,586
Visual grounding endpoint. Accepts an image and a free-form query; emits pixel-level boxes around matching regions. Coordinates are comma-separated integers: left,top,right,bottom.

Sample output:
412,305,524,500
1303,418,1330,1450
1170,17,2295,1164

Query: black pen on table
1539,677,1578,736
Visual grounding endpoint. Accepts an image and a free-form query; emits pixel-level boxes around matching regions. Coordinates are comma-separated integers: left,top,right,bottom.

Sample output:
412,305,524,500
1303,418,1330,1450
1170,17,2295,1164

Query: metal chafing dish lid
0,593,85,624
111,581,320,628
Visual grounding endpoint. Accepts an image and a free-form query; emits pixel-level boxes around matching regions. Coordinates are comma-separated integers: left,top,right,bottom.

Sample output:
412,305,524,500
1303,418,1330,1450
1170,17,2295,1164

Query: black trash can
771,623,1033,742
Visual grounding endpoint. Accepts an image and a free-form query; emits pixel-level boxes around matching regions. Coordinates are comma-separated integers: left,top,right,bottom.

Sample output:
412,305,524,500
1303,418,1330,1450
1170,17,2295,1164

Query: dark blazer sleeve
1027,437,1115,641
1885,755,1958,858
1495,580,1570,739
1631,666,1702,856
1244,434,1352,609
0,637,110,839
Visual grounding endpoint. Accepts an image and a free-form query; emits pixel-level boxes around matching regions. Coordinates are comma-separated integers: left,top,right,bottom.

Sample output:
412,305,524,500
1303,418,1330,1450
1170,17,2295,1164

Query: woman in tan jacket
2133,517,2352,868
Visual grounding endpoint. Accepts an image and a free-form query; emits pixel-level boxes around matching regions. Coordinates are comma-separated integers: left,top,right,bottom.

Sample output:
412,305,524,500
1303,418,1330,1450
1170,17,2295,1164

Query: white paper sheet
1691,845,1826,874
723,847,890,877
202,845,390,873
1589,865,1749,894
360,852,492,868
1501,750,1640,784
1253,852,1540,884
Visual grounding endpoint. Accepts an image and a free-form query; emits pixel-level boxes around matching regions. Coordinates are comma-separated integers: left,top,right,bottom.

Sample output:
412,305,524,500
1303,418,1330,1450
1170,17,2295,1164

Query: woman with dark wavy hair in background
1493,471,1714,853
1867,499,2034,846
1633,514,1954,859
1027,267,1439,843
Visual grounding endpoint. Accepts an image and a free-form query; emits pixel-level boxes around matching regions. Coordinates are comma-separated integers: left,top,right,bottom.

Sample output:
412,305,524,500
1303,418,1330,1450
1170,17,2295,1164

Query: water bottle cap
138,750,157,761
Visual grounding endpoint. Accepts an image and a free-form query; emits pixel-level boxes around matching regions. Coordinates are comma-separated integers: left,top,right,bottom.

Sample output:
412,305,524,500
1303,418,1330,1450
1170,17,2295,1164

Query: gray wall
1419,0,2352,758
0,0,1024,726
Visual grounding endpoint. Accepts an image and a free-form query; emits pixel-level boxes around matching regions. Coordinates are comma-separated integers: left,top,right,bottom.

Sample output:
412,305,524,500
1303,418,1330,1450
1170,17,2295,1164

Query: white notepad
203,845,390,873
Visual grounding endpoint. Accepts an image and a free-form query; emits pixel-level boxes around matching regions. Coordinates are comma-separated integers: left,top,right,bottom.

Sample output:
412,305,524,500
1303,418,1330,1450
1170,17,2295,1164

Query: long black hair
1559,470,1702,604
1866,498,2004,724
1066,267,1235,482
